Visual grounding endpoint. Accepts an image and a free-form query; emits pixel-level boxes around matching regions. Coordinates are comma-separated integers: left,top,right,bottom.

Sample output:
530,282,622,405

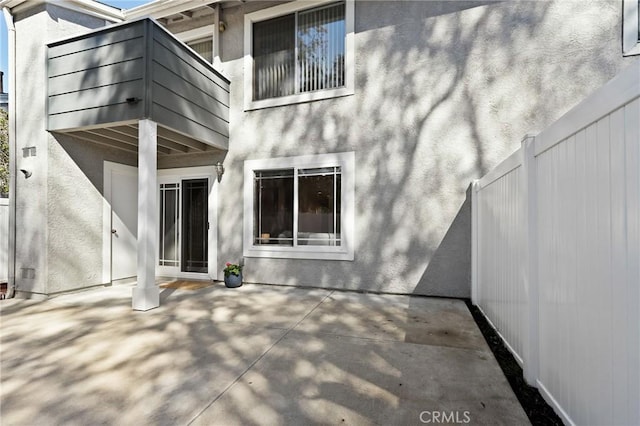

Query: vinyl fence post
522,135,539,386
471,180,480,306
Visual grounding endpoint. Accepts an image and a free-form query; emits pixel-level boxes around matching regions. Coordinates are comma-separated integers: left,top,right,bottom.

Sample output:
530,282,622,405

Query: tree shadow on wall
413,183,472,298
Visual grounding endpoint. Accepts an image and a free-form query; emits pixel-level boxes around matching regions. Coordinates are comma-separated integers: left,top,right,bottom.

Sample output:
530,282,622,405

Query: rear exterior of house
2,0,638,302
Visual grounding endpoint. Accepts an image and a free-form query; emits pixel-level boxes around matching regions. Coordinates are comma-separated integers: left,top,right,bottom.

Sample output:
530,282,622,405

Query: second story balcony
46,18,229,156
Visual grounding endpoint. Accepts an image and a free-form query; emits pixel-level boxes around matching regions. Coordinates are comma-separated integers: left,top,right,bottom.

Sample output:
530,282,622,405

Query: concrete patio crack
186,290,335,425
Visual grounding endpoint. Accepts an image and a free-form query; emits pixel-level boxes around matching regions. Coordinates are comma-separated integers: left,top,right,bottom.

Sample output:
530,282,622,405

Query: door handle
111,229,117,234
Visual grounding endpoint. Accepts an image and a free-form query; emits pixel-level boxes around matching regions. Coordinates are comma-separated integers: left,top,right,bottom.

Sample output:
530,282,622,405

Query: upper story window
244,0,355,110
253,2,345,100
175,24,216,63
187,38,213,63
623,0,640,55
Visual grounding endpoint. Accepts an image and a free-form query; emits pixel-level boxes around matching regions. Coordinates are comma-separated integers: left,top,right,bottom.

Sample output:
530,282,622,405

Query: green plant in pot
223,262,243,288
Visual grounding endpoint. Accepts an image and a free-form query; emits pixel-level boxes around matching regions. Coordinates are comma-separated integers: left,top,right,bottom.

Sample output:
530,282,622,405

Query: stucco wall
205,0,636,297
11,0,638,298
13,4,226,296
47,135,136,293
13,4,122,296
13,5,55,297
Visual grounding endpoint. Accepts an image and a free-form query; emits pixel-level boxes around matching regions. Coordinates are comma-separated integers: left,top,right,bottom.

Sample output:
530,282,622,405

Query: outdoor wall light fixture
219,21,227,32
215,161,225,182
20,169,32,179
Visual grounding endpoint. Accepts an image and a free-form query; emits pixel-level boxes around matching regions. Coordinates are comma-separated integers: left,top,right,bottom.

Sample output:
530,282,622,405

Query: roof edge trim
1,0,124,22
124,0,221,20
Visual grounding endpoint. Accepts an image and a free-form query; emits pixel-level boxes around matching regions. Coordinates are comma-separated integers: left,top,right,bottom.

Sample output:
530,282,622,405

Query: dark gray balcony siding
47,22,145,130
151,27,229,148
46,18,229,151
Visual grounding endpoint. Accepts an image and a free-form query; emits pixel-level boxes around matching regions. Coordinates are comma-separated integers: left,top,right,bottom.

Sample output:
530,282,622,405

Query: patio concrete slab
192,331,527,426
0,284,529,425
294,292,489,350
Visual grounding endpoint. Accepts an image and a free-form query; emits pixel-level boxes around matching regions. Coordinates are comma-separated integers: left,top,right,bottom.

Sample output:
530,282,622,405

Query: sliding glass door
181,179,208,273
159,183,180,268
158,177,210,275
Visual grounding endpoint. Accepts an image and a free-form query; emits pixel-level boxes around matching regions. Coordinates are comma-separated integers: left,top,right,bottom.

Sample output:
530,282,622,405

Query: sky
0,0,153,93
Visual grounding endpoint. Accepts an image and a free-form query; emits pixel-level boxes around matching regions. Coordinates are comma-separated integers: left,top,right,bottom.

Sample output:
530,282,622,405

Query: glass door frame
156,167,217,279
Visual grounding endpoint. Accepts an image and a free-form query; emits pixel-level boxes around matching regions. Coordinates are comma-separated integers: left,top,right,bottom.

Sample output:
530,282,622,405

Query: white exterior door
104,163,138,281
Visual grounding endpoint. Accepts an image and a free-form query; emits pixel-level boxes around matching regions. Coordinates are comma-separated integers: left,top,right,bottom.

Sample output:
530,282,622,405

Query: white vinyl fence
472,61,639,426
0,198,8,282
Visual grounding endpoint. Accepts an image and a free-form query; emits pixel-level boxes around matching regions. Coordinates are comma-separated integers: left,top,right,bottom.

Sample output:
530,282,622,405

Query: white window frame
175,25,216,43
186,37,214,63
243,152,355,261
623,0,640,55
175,25,217,63
243,0,355,111
157,166,218,280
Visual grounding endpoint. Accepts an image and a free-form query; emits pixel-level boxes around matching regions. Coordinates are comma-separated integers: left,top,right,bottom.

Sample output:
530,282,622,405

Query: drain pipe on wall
3,7,17,299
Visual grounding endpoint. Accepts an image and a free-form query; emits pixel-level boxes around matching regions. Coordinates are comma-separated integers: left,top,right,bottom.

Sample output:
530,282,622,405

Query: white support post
521,135,539,385
470,180,479,306
132,119,159,311
3,8,17,299
212,4,222,69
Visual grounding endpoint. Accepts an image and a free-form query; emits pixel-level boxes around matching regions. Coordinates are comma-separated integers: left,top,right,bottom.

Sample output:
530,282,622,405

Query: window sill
244,87,354,111
244,245,354,261
623,42,640,56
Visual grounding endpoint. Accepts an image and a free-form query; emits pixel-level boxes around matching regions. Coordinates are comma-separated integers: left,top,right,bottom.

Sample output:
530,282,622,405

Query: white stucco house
1,0,638,309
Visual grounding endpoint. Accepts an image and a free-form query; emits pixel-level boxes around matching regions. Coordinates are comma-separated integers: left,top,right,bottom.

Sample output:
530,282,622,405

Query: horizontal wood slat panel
48,38,144,78
152,104,228,150
48,103,143,131
49,80,143,115
152,41,229,106
48,23,145,58
46,18,229,153
152,62,228,121
152,28,229,87
48,59,144,96
151,83,228,137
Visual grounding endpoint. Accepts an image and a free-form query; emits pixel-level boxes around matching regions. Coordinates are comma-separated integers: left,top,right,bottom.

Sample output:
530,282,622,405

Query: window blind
253,2,345,101
188,38,213,63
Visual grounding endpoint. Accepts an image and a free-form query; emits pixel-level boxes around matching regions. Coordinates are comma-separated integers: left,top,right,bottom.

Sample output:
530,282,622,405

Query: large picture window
244,0,355,110
253,167,341,246
244,153,354,260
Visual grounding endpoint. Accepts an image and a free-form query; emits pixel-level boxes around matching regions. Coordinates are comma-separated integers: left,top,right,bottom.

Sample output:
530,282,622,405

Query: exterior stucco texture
10,0,638,297
13,5,115,297
208,0,636,297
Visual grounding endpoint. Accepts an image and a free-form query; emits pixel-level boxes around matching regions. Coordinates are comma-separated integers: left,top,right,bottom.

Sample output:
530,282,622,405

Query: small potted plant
223,261,243,288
